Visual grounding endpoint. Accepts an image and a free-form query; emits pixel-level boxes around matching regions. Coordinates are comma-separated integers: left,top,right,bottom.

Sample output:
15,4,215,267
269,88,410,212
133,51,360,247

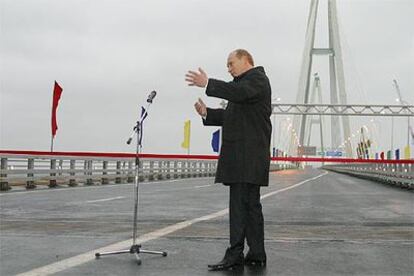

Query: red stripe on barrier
0,150,219,160
0,150,412,164
271,157,414,164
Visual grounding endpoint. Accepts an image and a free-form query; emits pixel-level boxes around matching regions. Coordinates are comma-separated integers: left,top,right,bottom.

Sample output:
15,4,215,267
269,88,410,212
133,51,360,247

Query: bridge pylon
290,0,352,157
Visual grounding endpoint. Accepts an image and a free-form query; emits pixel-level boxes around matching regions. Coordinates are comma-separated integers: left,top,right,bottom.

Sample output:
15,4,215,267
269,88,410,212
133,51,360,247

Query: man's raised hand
185,68,208,88
194,98,207,117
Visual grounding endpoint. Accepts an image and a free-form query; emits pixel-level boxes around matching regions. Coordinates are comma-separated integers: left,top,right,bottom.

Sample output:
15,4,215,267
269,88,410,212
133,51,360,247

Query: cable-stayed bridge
271,0,413,161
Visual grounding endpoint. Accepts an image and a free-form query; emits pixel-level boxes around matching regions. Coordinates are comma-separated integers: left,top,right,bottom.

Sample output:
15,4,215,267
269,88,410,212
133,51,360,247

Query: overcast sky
1,0,413,156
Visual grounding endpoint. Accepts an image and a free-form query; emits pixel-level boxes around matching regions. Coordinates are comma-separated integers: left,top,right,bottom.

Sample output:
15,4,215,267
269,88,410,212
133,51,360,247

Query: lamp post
393,80,410,147
279,117,291,155
272,97,281,157
396,98,410,147
369,118,381,155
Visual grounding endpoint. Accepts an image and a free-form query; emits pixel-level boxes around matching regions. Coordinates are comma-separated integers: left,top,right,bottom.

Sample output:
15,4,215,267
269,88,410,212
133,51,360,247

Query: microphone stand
95,97,167,265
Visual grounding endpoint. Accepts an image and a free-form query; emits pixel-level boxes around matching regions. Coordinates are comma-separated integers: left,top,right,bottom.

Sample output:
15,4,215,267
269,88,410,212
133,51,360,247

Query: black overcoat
203,66,272,186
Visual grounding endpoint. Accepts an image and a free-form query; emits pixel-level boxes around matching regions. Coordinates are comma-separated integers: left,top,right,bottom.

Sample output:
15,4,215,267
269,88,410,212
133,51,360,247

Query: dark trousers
227,183,266,261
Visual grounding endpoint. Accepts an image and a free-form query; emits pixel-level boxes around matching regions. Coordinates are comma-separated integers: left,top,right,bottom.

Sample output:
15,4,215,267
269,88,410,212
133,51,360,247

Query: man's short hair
234,49,254,66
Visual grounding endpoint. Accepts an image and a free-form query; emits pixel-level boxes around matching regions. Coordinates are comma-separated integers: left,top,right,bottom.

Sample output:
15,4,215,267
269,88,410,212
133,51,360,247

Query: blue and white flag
395,149,400,160
211,129,221,153
139,106,148,146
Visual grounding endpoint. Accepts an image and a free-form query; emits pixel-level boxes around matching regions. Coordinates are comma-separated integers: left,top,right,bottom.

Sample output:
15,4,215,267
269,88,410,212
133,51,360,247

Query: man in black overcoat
185,49,272,271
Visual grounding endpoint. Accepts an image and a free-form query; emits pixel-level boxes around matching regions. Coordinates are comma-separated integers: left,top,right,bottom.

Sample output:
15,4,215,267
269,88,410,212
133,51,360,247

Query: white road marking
16,172,328,276
85,196,125,203
194,184,214,188
261,171,328,200
143,183,215,193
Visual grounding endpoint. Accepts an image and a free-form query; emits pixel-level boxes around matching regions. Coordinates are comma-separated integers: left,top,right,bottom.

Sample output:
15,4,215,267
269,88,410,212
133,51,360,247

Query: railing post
122,161,127,182
69,159,77,186
139,160,144,182
203,162,208,177
149,161,154,181
210,162,215,177
158,161,164,180
173,161,178,179
187,161,192,178
58,159,63,176
180,161,185,178
26,158,36,189
86,160,93,185
183,161,188,178
198,162,202,177
166,161,171,179
49,159,58,188
115,161,122,184
102,160,109,184
127,161,134,183
83,160,88,183
0,158,10,191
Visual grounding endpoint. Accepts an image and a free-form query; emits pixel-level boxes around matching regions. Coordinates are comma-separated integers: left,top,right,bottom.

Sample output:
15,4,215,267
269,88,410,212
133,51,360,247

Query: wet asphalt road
1,168,413,275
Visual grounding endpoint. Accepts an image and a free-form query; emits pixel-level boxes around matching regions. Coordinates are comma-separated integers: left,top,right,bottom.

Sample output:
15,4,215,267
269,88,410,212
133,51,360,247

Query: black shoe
244,259,266,267
208,261,244,271
208,249,244,271
245,251,266,267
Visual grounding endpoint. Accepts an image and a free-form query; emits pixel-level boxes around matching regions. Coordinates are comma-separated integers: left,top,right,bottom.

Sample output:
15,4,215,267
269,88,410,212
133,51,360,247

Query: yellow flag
181,120,191,149
404,146,411,159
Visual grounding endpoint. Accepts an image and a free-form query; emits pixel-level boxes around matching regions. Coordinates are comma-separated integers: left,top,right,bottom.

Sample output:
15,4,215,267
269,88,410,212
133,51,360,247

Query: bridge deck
1,169,413,275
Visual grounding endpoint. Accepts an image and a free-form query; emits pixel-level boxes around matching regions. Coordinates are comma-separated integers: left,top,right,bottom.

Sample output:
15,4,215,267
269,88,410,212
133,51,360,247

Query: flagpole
50,81,54,153
51,136,54,152
50,80,57,153
188,120,191,156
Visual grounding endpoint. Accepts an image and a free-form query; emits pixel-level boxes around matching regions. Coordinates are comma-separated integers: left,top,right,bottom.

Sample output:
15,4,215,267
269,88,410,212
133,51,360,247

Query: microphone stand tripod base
95,244,167,265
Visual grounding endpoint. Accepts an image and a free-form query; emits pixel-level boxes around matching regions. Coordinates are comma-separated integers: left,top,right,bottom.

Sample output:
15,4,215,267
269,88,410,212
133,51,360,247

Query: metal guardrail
0,154,297,191
322,163,414,189
0,155,217,191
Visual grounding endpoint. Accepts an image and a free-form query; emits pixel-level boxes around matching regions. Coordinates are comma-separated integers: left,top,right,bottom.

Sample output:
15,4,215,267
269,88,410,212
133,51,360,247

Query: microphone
147,90,157,103
126,137,133,145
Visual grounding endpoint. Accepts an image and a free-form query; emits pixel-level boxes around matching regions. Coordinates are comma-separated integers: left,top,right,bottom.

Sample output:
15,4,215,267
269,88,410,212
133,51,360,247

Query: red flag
51,81,63,137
